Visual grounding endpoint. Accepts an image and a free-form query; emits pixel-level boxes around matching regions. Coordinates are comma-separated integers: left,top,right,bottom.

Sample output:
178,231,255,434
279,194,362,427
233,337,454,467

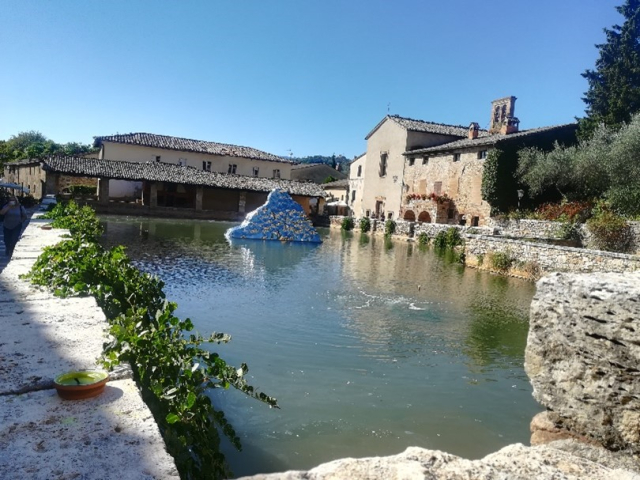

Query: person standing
1,196,27,258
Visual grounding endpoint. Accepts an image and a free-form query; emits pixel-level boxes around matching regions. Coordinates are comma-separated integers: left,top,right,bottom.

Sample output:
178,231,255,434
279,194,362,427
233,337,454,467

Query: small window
365,209,371,217
228,164,237,174
477,150,487,160
422,157,428,165
453,153,461,162
155,155,161,162
202,161,212,172
351,190,356,202
433,181,442,195
387,212,393,220
471,216,480,227
273,169,281,178
408,158,415,166
178,158,187,166
253,167,259,177
357,165,362,177
379,153,388,177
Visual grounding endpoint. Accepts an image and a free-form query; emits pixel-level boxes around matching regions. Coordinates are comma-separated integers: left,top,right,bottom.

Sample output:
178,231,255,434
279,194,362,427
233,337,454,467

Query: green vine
24,201,277,479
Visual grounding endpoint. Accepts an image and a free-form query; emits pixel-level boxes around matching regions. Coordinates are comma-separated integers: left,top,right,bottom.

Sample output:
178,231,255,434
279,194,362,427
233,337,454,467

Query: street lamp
517,189,524,209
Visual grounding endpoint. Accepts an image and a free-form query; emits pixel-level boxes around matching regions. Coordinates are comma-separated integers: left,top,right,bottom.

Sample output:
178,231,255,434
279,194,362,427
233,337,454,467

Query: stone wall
465,235,640,276
488,218,565,239
488,218,640,254
525,272,640,455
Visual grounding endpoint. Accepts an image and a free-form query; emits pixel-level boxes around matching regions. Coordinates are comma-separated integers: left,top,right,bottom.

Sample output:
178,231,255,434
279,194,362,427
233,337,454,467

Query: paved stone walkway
0,217,178,479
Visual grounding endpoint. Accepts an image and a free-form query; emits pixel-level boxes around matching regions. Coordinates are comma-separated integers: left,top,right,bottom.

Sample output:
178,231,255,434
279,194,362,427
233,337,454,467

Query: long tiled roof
365,115,490,140
403,123,578,156
41,156,326,197
94,133,294,164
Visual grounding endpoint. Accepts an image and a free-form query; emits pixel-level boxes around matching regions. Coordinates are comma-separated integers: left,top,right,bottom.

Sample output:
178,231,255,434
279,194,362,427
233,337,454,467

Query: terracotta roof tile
93,133,293,164
403,123,578,156
42,156,326,197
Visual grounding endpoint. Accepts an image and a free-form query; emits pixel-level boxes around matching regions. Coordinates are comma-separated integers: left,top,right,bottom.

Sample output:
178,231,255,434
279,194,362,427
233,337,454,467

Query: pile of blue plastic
226,189,322,243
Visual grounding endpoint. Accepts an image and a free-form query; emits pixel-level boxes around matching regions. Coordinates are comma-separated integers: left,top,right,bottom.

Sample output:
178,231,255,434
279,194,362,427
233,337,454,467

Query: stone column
238,191,247,214
195,187,203,211
150,183,158,208
98,178,110,205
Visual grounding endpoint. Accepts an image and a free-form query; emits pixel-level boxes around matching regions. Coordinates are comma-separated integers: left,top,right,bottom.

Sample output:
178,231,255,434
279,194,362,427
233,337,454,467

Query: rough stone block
525,272,640,453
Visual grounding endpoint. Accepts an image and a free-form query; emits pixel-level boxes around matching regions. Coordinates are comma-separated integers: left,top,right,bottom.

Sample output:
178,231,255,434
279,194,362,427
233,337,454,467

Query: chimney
489,96,519,134
468,122,480,139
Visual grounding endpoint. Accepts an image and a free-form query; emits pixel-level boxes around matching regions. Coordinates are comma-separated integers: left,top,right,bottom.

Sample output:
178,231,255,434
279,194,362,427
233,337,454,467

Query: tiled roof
403,123,578,156
41,156,326,197
322,179,348,189
291,163,348,183
94,133,293,164
365,115,490,140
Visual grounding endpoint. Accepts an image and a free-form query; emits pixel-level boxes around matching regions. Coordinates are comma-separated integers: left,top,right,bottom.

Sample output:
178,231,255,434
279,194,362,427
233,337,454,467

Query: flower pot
54,371,109,400
40,225,52,230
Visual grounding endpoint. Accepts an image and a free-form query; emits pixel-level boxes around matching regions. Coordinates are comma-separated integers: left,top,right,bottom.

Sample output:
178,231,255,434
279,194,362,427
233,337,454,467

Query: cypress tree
580,0,640,138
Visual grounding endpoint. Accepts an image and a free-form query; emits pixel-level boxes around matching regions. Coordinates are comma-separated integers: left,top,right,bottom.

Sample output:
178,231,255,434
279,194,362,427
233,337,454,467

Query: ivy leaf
166,413,180,424
186,392,197,409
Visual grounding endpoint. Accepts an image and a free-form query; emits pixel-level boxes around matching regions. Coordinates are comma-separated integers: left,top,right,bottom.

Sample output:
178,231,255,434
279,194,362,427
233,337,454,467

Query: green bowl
54,370,109,400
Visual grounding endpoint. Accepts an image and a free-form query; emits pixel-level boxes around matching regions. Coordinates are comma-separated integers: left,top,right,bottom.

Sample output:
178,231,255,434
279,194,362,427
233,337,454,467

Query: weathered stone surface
0,380,179,480
525,271,640,453
239,444,639,480
227,189,322,243
530,411,598,446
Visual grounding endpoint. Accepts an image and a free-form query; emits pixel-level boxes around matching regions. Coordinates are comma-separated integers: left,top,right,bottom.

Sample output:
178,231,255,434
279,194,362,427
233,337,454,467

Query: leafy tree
517,113,640,216
580,0,640,137
0,130,95,170
322,175,337,184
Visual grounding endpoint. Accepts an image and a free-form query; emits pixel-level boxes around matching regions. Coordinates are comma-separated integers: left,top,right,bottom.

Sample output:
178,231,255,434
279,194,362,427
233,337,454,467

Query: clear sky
0,0,622,160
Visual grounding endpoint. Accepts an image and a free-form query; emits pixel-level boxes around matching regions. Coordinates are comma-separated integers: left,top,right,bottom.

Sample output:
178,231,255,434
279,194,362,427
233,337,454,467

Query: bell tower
489,96,519,135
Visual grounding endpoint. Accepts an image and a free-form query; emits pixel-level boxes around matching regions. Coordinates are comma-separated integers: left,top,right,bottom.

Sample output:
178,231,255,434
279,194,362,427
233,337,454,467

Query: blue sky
0,1,622,159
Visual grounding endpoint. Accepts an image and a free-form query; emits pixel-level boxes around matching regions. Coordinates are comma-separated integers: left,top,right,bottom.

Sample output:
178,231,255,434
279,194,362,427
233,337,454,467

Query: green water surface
99,217,541,478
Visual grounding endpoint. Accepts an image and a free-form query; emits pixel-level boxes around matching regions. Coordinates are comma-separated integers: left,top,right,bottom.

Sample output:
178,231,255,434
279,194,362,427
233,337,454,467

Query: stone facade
402,149,491,225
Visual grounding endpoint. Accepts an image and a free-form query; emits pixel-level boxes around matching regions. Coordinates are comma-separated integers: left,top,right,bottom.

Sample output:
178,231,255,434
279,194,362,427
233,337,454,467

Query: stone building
351,97,577,226
93,133,295,199
4,158,97,199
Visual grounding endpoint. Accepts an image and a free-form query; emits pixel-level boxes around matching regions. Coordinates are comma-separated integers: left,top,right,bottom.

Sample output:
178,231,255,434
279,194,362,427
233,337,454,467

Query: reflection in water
99,217,541,478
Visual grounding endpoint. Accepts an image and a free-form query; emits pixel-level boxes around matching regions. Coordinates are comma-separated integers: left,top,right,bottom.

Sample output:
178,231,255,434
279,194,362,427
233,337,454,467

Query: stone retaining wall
465,235,640,275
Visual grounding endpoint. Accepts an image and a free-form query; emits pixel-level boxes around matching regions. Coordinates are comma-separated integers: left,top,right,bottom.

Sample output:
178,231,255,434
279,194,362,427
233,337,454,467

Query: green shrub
359,217,371,232
433,227,463,249
385,219,396,236
24,204,276,479
557,221,580,241
417,232,429,245
68,185,97,196
586,204,631,252
20,195,37,208
476,253,484,266
433,230,447,249
341,216,354,231
489,251,514,272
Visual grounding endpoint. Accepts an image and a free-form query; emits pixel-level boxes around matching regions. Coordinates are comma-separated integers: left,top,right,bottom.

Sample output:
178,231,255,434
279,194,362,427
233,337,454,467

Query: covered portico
39,156,326,220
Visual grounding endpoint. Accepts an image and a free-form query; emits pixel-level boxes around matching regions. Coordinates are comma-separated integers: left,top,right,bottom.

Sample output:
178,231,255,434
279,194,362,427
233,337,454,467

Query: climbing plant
24,203,277,479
